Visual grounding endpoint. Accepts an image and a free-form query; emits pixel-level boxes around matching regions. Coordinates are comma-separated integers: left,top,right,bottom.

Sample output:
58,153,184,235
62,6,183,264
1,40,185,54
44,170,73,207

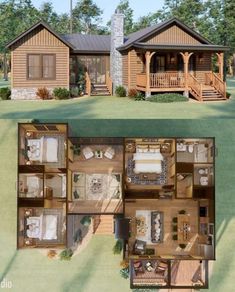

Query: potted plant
70,144,81,156
59,248,73,260
80,215,91,226
172,225,178,232
172,217,178,223
113,239,123,254
179,210,186,214
172,234,178,241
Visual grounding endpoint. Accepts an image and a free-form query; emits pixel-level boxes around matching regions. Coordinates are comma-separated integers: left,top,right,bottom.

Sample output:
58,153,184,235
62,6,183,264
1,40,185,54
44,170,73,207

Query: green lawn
1,119,235,292
0,78,234,119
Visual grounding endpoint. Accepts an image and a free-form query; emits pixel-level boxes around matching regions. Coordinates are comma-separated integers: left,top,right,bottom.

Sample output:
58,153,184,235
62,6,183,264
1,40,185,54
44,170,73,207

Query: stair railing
211,72,226,99
106,72,113,95
85,72,91,96
188,74,203,101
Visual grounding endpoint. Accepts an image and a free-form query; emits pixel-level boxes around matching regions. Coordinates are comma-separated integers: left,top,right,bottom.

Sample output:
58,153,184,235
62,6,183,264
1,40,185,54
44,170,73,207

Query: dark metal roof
61,34,111,53
118,17,212,51
133,43,229,52
6,20,75,50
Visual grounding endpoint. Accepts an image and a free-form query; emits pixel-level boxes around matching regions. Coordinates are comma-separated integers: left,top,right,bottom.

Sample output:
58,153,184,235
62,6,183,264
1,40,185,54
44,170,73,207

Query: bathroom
194,165,214,187
176,139,214,163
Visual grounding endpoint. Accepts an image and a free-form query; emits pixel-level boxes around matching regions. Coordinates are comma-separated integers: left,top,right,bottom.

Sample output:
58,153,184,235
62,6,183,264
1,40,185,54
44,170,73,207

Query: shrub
120,267,129,279
128,88,138,98
80,215,91,226
73,228,82,243
134,91,145,101
115,85,126,97
120,260,129,269
53,87,70,99
36,87,50,100
59,248,73,260
0,87,11,100
113,239,123,254
70,86,83,98
148,93,188,103
47,250,57,259
226,91,231,99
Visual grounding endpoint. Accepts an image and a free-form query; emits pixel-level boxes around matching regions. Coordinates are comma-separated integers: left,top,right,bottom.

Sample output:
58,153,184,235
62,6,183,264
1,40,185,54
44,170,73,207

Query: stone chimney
110,9,124,92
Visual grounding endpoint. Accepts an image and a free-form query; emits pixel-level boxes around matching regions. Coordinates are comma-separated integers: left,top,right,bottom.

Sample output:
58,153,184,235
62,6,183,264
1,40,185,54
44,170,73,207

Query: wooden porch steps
91,84,111,96
202,86,226,101
93,215,114,234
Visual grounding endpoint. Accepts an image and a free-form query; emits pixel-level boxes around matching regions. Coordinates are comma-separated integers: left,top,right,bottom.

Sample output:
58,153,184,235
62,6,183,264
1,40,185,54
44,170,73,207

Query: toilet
199,168,208,175
188,144,194,153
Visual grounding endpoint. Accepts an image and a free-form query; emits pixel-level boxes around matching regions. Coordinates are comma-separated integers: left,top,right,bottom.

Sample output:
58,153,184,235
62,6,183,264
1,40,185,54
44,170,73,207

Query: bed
27,136,58,163
133,145,164,174
26,215,58,240
26,176,43,198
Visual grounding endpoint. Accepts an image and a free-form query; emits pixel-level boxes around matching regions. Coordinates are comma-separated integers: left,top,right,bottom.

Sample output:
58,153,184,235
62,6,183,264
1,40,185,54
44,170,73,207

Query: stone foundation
11,88,54,100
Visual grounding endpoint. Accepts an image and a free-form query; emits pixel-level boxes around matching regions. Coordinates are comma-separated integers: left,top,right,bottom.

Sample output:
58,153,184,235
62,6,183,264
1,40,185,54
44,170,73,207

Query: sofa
151,211,164,243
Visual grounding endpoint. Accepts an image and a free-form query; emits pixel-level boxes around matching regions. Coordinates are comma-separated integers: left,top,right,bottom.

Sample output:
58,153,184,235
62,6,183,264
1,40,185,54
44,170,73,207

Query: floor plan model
17,123,215,290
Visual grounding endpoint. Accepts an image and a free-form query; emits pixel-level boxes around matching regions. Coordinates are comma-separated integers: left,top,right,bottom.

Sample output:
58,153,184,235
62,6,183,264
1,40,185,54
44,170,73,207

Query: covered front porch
135,45,227,101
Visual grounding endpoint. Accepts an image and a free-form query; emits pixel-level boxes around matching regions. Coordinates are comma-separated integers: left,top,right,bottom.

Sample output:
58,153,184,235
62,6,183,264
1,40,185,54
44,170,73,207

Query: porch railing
136,73,147,88
150,72,185,88
205,72,226,98
136,73,185,88
106,72,113,95
188,74,202,101
85,72,91,96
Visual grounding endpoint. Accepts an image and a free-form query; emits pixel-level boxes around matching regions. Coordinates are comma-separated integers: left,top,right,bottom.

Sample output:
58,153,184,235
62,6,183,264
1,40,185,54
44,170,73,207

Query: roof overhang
71,50,110,54
6,20,75,50
118,17,213,52
132,43,229,52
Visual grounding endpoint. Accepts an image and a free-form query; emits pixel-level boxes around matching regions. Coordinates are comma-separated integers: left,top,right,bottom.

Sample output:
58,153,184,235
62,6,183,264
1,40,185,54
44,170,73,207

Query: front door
86,56,106,84
151,55,166,73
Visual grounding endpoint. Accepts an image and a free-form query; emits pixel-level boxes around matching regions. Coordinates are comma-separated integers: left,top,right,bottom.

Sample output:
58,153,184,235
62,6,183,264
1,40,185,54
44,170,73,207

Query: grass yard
0,78,234,119
0,119,235,292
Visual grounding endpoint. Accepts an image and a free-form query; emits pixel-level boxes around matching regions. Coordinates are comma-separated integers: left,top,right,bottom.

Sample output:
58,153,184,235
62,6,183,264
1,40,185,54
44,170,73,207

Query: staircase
91,84,111,96
201,85,226,101
93,215,114,235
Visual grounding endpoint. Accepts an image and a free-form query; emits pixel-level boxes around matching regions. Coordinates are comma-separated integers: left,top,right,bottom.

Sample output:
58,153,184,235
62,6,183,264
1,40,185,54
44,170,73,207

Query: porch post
216,52,224,80
180,52,193,97
145,51,151,97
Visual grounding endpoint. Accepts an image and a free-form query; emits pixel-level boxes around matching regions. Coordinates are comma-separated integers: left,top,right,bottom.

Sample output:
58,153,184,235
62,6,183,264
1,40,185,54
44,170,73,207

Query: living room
67,137,124,214
124,198,203,259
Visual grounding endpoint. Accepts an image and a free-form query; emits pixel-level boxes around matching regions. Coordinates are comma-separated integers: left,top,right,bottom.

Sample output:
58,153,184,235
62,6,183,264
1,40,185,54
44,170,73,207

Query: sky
32,0,165,24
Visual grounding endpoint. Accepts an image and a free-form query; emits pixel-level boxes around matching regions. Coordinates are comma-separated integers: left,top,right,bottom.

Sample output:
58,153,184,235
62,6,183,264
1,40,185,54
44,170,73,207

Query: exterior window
28,54,55,79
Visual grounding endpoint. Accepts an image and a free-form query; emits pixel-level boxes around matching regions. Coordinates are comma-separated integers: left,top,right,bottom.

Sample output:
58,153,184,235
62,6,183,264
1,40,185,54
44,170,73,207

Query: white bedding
27,137,58,163
26,214,57,240
133,152,163,174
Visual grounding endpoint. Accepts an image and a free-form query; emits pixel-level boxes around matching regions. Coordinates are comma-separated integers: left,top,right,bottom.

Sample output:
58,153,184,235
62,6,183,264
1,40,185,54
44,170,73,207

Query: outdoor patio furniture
82,147,94,159
104,147,115,159
133,239,146,255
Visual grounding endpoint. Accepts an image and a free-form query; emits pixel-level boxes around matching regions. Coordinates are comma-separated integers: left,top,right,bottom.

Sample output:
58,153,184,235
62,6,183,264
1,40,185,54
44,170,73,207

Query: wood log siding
129,49,144,88
145,25,201,45
195,52,212,84
11,27,69,89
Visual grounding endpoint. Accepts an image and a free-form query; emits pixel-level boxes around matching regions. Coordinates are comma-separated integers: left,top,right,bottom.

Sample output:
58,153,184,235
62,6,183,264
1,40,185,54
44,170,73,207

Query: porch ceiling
133,42,229,52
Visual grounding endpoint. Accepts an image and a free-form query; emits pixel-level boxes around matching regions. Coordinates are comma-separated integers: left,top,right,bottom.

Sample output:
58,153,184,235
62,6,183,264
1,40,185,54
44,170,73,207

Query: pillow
136,145,148,153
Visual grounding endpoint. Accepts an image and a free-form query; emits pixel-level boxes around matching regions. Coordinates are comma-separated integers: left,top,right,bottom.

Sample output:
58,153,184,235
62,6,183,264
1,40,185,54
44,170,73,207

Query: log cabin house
18,122,216,289
7,13,228,101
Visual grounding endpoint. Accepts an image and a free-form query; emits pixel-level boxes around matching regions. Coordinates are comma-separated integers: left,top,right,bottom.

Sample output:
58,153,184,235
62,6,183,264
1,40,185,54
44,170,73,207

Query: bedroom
18,206,66,248
67,137,124,214
124,138,176,194
18,123,67,169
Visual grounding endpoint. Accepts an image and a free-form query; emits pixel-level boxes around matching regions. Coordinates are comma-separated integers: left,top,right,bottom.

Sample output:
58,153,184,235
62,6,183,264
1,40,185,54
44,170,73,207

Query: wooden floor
171,260,203,286
125,199,202,257
69,145,124,174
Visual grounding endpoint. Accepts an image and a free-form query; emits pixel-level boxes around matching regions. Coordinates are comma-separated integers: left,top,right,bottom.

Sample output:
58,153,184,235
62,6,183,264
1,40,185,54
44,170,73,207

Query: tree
72,0,103,34
116,0,134,35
